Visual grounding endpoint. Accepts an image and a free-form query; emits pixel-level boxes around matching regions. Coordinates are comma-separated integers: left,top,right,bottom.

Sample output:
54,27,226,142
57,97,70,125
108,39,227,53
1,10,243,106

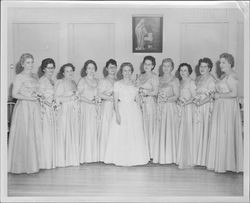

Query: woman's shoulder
229,72,238,81
55,79,64,87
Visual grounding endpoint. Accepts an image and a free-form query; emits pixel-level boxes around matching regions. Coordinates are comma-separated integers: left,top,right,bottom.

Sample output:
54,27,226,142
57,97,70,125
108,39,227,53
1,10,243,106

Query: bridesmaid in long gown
39,58,56,169
55,63,80,167
78,60,99,163
153,58,179,164
98,59,117,162
8,53,45,173
176,63,196,169
104,62,150,166
137,56,159,159
192,58,216,166
206,53,243,173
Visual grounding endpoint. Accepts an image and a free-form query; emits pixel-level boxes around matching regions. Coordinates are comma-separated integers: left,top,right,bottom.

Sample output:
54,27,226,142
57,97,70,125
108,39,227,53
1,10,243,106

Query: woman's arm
167,80,180,102
12,77,37,101
215,75,238,99
97,81,113,101
184,80,196,105
113,86,121,125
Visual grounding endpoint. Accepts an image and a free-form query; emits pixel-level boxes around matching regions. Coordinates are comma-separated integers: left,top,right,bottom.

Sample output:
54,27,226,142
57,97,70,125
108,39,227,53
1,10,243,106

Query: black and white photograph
1,1,249,203
132,15,163,53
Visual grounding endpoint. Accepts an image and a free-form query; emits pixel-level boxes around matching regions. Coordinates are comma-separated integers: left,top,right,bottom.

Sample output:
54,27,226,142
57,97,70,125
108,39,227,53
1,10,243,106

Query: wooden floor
8,162,243,197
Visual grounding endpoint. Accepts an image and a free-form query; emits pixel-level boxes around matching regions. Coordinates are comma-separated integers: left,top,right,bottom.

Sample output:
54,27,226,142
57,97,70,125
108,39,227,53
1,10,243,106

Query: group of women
8,52,243,174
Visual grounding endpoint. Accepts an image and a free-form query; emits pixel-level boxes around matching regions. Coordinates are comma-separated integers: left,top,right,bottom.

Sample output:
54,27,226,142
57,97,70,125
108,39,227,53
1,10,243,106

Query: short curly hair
178,63,193,75
120,62,134,73
143,55,156,70
81,60,97,77
219,53,234,68
58,63,75,79
198,57,213,72
40,58,55,73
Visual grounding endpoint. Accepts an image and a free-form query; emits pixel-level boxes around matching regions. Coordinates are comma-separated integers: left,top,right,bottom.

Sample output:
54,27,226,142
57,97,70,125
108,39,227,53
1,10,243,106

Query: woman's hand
116,112,121,125
214,93,221,100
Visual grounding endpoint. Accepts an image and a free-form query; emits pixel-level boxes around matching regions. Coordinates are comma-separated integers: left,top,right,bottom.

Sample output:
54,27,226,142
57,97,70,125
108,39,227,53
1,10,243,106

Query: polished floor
8,162,243,197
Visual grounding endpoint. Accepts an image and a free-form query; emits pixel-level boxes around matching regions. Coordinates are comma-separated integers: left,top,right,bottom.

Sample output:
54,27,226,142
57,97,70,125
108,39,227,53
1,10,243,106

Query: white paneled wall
7,7,244,96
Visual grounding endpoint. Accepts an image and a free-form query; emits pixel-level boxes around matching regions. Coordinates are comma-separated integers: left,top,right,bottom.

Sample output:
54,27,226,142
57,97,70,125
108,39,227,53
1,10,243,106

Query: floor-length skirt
104,101,149,166
176,104,194,169
206,98,243,172
56,101,80,167
79,103,99,163
41,105,56,169
193,103,212,166
98,101,114,162
193,103,213,166
8,100,44,173
142,96,158,159
153,102,179,164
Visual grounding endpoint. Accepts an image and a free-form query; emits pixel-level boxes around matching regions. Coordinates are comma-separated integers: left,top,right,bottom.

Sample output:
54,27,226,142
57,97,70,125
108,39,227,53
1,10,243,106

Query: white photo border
1,1,249,202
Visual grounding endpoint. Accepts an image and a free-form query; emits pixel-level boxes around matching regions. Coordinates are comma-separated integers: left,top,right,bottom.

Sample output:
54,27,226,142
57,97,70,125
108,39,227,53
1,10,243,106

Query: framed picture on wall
132,15,163,53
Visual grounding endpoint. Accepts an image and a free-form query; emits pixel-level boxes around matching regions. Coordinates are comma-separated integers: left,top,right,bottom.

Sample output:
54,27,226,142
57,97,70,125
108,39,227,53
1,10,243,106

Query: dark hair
103,59,117,77
159,58,174,77
57,63,75,79
106,59,117,68
143,55,156,70
16,53,34,74
219,52,234,68
176,63,192,80
198,57,213,72
38,58,55,77
81,60,97,77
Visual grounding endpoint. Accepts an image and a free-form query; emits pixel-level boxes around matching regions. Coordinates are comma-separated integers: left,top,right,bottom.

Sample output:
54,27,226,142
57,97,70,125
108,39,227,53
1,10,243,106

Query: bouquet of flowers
208,91,216,102
158,91,168,103
177,96,186,106
92,95,102,124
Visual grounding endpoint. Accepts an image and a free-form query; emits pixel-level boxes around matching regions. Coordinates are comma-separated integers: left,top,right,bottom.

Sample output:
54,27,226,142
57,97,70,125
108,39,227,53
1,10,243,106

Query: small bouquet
208,91,216,102
93,95,102,124
177,97,186,106
193,94,202,106
158,91,167,103
72,90,80,101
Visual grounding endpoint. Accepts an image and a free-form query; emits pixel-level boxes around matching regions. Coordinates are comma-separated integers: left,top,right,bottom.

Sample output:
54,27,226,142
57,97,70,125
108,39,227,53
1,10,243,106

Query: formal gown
97,78,114,162
78,77,99,163
153,76,179,164
55,79,80,167
8,73,45,173
104,81,150,166
138,73,159,159
39,75,56,169
176,78,196,169
206,74,243,172
193,74,216,166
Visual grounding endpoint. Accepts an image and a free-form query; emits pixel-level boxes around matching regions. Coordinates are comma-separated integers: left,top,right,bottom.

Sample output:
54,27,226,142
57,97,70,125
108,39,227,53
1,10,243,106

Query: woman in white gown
104,62,150,166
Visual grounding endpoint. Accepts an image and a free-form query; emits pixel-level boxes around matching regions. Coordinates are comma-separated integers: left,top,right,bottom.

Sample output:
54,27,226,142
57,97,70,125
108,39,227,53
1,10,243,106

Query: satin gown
97,78,114,162
104,81,150,166
206,74,243,172
39,75,56,169
55,79,80,167
193,74,216,166
8,73,45,173
153,76,179,164
176,78,196,169
78,77,99,163
138,73,159,159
